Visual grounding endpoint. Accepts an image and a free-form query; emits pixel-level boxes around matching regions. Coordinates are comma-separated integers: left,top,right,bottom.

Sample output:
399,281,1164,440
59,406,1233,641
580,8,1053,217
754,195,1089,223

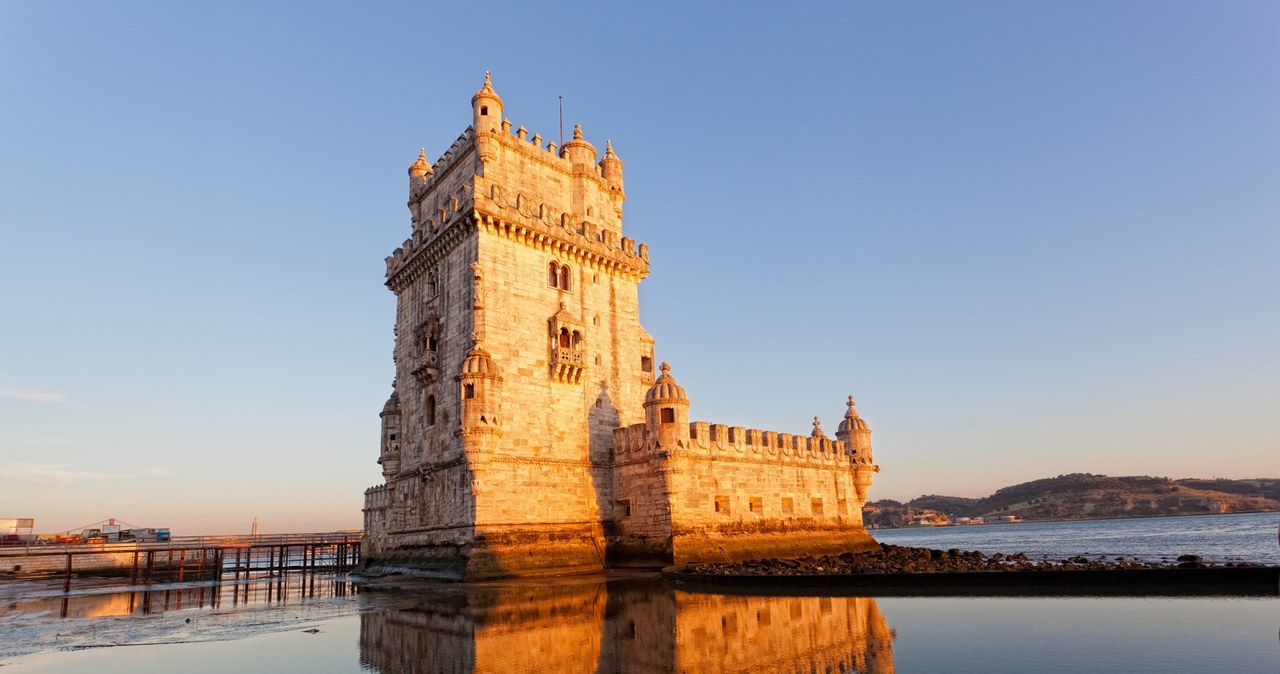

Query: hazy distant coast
866,474,1280,528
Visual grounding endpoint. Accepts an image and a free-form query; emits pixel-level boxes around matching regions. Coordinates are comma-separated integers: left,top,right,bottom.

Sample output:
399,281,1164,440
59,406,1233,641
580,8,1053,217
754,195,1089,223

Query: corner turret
408,147,431,193
471,71,504,135
457,343,503,443
835,393,878,503
379,387,402,478
599,140,624,194
472,72,503,165
644,362,690,449
835,394,872,462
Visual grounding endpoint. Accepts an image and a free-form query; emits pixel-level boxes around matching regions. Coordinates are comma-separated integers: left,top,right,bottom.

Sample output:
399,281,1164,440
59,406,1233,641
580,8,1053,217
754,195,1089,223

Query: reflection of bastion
361,74,880,579
358,577,895,674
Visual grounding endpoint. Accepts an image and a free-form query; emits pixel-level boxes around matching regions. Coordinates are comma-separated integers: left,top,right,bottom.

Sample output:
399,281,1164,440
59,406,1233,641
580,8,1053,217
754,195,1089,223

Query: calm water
2,513,1277,672
873,511,1280,564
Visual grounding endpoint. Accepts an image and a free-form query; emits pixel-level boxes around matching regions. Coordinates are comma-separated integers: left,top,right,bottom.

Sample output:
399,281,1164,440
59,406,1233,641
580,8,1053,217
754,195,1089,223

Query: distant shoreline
870,509,1280,530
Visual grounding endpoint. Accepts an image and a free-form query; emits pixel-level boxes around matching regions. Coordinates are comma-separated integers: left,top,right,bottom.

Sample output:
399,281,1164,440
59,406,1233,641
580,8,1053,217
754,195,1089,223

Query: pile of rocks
681,544,1249,576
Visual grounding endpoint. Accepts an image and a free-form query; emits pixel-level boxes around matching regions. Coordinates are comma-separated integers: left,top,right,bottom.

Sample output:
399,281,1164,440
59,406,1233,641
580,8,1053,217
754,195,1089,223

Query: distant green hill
865,474,1280,528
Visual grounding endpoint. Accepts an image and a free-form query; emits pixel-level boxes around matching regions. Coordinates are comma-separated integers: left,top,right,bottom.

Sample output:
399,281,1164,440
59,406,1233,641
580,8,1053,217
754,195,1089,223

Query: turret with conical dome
379,389,401,479
408,147,431,193
836,393,879,503
458,343,502,441
835,394,873,465
471,71,503,135
643,362,690,450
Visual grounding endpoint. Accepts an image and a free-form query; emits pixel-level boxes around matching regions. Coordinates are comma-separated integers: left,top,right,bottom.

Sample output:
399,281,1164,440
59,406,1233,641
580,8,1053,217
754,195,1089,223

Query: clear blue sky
1,2,1276,534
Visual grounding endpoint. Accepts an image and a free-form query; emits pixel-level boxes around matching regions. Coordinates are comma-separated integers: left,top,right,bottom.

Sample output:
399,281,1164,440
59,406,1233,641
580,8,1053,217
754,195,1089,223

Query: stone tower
364,74,656,578
364,74,879,579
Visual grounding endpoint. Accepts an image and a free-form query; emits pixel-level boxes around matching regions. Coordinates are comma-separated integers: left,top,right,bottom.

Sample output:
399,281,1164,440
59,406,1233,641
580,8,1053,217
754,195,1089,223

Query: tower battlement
613,421,874,467
387,75,646,291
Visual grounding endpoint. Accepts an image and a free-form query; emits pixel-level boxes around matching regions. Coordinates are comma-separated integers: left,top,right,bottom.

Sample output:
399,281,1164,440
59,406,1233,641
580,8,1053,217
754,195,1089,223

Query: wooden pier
0,532,361,591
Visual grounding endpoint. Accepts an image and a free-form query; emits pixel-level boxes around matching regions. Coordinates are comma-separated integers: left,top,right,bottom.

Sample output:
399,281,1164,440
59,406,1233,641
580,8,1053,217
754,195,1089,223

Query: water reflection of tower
358,578,894,673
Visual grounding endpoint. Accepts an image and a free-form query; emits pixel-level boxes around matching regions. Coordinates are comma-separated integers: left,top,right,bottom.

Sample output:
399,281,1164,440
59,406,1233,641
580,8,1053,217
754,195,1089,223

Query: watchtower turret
457,343,503,444
644,362,690,449
599,140,624,193
471,71,504,135
472,72,504,165
836,393,878,502
408,147,431,186
379,388,402,479
835,394,872,463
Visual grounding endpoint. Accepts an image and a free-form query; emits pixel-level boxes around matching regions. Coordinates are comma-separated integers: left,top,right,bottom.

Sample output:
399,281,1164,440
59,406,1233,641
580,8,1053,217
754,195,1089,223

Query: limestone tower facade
363,74,878,579
364,73,655,578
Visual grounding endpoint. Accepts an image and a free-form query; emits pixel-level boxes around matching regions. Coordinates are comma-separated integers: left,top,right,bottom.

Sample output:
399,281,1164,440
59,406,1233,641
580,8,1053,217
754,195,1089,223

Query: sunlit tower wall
363,74,656,578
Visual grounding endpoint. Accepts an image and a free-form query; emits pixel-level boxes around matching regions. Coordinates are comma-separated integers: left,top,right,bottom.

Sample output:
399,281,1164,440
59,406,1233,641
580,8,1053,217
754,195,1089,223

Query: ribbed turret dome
461,346,499,376
600,139,622,166
837,395,870,433
380,391,400,417
408,147,431,177
471,71,503,107
644,361,687,405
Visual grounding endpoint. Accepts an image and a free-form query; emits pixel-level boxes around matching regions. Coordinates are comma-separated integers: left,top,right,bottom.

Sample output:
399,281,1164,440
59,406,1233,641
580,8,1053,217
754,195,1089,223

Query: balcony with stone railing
552,347,585,384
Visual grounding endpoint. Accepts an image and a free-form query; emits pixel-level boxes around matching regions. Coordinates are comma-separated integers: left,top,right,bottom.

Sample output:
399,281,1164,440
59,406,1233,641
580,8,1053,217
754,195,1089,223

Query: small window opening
464,384,475,399
811,498,824,516
548,261,559,287
782,497,794,515
427,333,438,352
660,407,675,424
714,496,730,515
388,433,396,441
426,396,436,426
641,356,653,372
618,499,631,517
749,497,763,515
480,105,488,116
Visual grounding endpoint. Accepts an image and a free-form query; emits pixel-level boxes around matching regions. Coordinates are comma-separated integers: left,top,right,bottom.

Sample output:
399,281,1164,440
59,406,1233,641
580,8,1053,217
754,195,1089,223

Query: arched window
548,261,559,287
571,330,582,348
464,384,475,399
558,328,571,348
426,395,436,426
558,265,571,291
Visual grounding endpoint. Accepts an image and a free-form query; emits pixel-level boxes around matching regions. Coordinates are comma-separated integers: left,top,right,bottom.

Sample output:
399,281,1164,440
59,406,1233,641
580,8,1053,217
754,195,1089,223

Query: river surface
2,513,1277,672
873,511,1280,565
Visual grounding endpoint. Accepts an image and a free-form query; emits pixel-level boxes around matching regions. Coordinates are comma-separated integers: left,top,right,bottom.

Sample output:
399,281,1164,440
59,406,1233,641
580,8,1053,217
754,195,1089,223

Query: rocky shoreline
679,543,1263,576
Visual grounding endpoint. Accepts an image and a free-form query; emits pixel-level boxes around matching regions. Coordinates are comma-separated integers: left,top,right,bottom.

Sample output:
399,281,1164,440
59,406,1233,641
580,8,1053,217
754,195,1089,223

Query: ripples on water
873,511,1280,564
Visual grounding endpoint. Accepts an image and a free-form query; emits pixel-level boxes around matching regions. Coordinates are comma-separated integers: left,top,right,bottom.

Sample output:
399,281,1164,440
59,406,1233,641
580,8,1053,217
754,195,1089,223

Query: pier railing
0,531,363,590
